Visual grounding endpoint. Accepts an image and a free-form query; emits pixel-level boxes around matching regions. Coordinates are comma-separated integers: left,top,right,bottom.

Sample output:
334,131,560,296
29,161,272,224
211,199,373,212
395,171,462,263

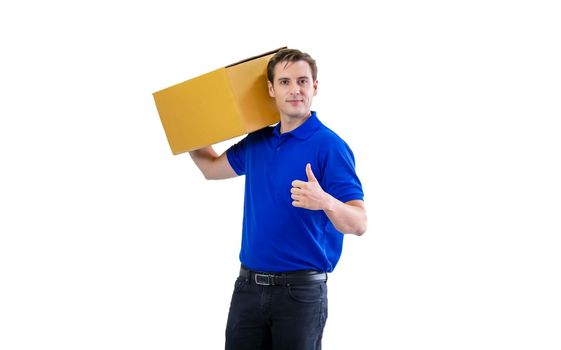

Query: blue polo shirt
226,111,363,273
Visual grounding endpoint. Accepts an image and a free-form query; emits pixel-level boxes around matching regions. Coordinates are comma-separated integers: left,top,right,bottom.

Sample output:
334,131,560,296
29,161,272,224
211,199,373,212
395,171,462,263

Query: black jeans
225,276,328,350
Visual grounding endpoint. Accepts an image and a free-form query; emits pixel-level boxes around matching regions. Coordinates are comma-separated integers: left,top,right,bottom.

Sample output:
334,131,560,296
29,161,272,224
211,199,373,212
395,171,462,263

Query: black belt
239,265,327,286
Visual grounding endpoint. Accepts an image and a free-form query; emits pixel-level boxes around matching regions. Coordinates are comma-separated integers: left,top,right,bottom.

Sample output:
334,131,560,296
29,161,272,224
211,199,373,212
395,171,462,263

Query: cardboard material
153,48,285,155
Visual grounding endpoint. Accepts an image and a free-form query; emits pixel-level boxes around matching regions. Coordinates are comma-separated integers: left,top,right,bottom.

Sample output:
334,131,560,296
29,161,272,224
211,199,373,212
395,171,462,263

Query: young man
189,48,366,349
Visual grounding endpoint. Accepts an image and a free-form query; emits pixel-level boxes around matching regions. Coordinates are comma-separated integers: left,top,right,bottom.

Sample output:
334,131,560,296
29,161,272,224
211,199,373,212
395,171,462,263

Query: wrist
323,193,336,212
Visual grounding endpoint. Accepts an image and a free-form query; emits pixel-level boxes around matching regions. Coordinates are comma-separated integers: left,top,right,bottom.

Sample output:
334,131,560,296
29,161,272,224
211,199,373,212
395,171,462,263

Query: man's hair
267,48,318,82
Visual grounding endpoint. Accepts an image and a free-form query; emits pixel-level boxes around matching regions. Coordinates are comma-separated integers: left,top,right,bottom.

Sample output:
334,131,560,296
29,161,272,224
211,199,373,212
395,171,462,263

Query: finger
291,187,303,194
292,180,306,188
306,163,317,182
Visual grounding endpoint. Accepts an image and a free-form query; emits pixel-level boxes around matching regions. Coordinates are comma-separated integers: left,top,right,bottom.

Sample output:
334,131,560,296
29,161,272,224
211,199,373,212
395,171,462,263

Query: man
189,48,366,349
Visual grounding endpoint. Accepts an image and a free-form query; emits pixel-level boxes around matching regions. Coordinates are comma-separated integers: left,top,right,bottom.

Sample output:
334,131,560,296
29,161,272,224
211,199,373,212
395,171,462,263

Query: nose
290,82,301,95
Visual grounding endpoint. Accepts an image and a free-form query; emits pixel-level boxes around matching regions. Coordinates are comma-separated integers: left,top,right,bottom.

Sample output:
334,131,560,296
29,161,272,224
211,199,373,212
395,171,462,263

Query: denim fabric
225,276,328,350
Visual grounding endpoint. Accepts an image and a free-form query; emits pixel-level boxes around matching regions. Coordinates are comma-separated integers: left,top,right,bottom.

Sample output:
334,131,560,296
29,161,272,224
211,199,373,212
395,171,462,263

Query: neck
279,111,312,134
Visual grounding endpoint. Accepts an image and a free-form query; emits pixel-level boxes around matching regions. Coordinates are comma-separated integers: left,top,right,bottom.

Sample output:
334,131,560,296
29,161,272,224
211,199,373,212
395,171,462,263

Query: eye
279,79,289,85
298,79,308,85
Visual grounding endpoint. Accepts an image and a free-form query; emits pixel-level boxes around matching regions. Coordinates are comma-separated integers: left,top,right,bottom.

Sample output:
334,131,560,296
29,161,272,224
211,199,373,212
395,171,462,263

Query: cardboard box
153,48,285,155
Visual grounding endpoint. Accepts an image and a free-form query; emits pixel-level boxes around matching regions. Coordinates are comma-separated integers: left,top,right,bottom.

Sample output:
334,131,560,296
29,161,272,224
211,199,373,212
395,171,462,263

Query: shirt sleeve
226,136,248,176
320,139,364,203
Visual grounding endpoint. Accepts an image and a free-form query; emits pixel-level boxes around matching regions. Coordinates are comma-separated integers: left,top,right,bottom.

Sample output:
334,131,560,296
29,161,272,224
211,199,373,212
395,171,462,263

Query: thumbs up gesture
291,163,331,210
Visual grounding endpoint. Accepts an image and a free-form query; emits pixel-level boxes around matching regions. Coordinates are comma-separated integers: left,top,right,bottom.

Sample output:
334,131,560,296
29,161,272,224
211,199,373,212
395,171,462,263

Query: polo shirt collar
273,111,321,140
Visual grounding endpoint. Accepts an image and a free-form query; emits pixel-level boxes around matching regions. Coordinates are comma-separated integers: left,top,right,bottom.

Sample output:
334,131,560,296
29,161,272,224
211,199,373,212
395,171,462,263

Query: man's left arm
291,163,367,236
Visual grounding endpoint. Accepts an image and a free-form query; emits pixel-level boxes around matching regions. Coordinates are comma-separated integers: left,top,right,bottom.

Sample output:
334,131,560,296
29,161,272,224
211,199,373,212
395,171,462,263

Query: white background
1,1,560,349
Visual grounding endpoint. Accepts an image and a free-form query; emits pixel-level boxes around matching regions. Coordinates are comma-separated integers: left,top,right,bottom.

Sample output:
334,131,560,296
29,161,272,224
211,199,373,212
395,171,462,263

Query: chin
283,110,303,118
284,107,307,117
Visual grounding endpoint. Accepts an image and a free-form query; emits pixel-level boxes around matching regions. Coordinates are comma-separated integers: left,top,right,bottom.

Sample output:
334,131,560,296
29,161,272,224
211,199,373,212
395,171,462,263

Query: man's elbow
198,164,220,180
353,210,368,236
342,200,367,236
353,220,367,236
202,171,220,180
201,167,236,180
340,218,367,236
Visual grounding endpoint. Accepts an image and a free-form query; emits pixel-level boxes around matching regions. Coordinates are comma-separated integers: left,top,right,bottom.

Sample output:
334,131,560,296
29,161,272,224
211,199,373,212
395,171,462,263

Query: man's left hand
291,163,333,211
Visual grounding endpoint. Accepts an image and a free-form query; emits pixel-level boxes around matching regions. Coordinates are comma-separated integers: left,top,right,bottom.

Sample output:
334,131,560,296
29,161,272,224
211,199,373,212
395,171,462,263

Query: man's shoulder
249,125,275,136
246,125,275,142
311,120,355,156
313,122,347,145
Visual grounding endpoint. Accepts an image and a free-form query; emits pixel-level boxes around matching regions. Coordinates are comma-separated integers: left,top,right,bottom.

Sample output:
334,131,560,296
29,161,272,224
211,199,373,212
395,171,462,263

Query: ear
267,80,275,97
313,80,318,96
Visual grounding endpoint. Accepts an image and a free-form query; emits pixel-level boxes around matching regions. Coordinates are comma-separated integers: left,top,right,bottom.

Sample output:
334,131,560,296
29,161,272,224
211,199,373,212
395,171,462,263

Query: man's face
268,60,318,120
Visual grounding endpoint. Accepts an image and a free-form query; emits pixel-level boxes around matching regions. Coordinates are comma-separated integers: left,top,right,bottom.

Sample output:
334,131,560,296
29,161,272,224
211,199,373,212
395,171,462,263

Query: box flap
225,47,287,68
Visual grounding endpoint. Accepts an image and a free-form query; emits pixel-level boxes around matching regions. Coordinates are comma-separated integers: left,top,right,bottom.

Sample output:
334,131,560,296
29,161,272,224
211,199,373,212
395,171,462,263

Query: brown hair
267,48,318,82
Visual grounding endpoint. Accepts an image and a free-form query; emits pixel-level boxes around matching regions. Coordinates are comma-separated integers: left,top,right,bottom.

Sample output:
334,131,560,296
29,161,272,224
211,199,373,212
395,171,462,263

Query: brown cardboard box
153,48,285,155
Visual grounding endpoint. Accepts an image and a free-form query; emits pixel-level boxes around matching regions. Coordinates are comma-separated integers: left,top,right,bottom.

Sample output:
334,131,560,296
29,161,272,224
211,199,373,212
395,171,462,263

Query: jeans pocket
288,283,324,304
233,277,248,293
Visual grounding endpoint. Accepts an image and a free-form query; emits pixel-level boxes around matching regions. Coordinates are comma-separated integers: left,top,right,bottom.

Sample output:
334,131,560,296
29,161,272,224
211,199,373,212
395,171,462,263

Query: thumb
306,163,317,182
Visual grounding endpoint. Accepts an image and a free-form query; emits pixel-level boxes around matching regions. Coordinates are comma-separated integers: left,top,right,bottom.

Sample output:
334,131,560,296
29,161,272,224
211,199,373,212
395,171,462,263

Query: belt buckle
255,273,275,286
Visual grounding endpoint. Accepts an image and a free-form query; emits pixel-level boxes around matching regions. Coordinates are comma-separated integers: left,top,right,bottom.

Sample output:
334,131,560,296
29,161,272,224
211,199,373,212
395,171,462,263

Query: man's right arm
189,146,238,180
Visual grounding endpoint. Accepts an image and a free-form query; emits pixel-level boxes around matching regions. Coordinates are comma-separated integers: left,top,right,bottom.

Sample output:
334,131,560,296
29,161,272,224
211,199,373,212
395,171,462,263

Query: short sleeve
226,137,248,176
320,139,364,203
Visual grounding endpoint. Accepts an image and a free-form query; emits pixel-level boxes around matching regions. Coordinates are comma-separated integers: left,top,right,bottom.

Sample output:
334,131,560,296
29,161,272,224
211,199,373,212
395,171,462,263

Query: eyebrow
277,76,310,81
